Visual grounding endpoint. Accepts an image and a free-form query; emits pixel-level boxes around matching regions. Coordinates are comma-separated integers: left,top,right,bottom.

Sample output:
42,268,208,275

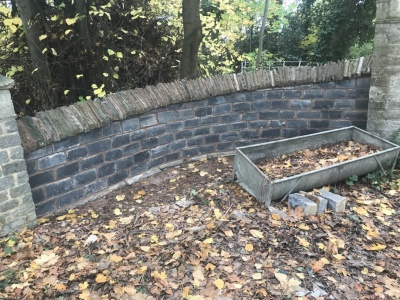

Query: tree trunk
180,0,202,79
367,0,400,140
255,0,270,69
15,0,54,109
76,0,91,50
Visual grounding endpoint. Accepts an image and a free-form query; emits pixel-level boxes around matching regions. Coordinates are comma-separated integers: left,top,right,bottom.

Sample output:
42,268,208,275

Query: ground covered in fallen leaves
1,156,400,300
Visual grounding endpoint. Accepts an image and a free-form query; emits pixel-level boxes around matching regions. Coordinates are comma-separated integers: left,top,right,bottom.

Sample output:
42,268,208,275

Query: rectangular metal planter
233,126,400,206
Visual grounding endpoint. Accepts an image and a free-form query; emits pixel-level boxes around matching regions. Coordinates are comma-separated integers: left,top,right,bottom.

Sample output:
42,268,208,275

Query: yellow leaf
79,281,89,290
199,171,208,176
298,223,310,230
114,208,122,216
296,237,310,248
66,17,77,25
65,29,73,35
252,273,262,280
361,268,369,275
213,278,224,289
119,216,133,224
165,223,174,231
39,34,47,41
332,254,346,260
140,246,150,252
245,244,253,251
151,270,167,280
69,273,75,281
182,286,190,298
364,243,386,251
224,230,233,237
202,238,213,244
116,194,125,201
374,266,385,273
205,263,216,271
110,255,123,263
55,283,67,291
214,209,222,220
249,229,264,238
76,74,83,78
78,290,91,300
353,206,369,216
95,273,108,283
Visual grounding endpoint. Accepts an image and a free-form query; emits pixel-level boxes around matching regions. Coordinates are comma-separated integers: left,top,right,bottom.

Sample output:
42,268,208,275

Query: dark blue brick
313,100,334,109
88,140,111,155
280,111,296,119
148,157,165,169
74,169,97,187
141,137,159,149
284,90,302,98
336,79,356,88
98,163,115,178
195,107,212,117
248,91,264,101
29,171,54,188
176,130,193,140
271,100,289,109
26,161,37,175
130,129,147,141
166,152,181,162
208,96,225,105
321,110,342,119
241,131,260,139
38,153,66,170
226,93,246,103
217,142,234,151
351,120,367,129
242,112,258,121
105,149,123,161
233,103,251,112
199,145,215,154
56,162,79,179
189,99,206,108
335,99,354,109
221,114,240,123
134,151,150,163
81,128,102,143
103,122,122,136
83,179,107,196
112,134,130,147
123,142,141,155
310,120,329,128
35,200,57,216
58,189,84,208
348,89,369,98
297,111,321,119
205,134,219,144
261,129,281,139
67,147,88,161
175,109,193,120
201,116,219,125
115,157,134,170
158,111,176,123
266,90,284,99
81,154,104,170
171,140,187,151
270,120,285,127
221,132,239,142
290,100,312,109
168,121,184,131
187,136,204,147
159,133,175,145
108,170,129,185
185,119,201,128
236,140,252,147
211,124,228,133
231,122,247,130
282,129,299,138
32,188,45,204
344,111,368,120
260,111,280,119
168,103,187,109
147,124,167,137
330,120,352,128
193,127,210,136
130,163,147,177
252,100,270,111
151,144,170,157
25,146,53,161
140,114,157,127
45,178,72,198
356,78,370,88
53,136,80,152
250,120,268,129
355,100,368,110
303,90,325,99
326,90,346,99
122,118,140,132
214,104,232,115
287,120,308,128
183,148,199,157
300,129,319,135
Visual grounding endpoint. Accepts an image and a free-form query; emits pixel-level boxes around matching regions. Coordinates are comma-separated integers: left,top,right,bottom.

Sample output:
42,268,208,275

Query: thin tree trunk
76,0,91,50
180,0,202,79
256,0,270,69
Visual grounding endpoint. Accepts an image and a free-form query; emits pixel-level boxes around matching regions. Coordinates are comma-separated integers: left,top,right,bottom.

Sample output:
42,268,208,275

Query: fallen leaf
252,273,262,279
110,254,123,263
116,194,125,201
213,278,224,289
364,243,386,251
114,208,122,216
95,273,108,283
245,244,254,251
249,229,264,238
296,237,310,248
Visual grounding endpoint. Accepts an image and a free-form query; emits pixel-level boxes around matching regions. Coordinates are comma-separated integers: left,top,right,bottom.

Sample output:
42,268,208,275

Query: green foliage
348,42,374,59
346,174,359,186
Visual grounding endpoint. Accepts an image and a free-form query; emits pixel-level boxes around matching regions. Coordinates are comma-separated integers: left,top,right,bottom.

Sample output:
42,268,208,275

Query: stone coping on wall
17,56,372,153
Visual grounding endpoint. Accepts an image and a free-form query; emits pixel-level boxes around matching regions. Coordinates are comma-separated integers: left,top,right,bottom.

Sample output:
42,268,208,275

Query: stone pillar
367,0,400,140
0,75,36,236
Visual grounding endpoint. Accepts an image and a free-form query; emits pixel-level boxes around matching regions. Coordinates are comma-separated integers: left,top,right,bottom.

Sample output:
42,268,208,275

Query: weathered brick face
24,78,371,217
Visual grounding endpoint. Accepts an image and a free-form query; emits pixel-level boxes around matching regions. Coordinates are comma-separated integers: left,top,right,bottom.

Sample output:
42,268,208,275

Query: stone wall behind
25,78,370,216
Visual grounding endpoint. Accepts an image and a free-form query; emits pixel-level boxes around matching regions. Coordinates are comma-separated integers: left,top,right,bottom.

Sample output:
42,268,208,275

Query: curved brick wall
25,78,370,216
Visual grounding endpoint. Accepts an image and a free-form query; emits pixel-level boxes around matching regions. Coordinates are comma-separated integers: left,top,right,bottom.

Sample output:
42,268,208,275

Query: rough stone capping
17,56,373,153
0,75,37,236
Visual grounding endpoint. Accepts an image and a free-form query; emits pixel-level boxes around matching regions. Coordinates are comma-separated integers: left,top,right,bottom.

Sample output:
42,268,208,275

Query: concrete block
268,206,289,220
318,190,347,213
288,193,317,215
299,191,328,214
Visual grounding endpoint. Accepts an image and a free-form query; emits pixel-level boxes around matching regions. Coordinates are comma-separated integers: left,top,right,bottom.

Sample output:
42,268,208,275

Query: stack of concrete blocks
288,190,347,216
